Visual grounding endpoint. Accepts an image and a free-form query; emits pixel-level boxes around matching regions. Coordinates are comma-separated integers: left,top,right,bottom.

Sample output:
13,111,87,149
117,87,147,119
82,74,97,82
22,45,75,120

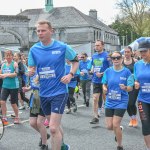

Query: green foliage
109,21,139,45
115,0,150,37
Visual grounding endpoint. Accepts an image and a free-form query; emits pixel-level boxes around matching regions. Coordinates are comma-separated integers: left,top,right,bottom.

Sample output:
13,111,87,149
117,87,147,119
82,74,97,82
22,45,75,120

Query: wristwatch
69,72,74,77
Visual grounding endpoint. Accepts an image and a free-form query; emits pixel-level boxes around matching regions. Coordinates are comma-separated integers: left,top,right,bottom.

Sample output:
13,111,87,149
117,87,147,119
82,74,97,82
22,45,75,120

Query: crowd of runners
0,20,150,150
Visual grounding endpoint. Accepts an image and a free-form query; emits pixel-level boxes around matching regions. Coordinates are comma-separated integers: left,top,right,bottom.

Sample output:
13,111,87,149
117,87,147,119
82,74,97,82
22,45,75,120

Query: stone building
18,0,120,56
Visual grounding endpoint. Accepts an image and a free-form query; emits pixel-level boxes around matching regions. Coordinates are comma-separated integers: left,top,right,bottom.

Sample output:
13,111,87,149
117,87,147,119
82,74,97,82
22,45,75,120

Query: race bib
3,68,11,74
108,90,121,100
39,67,56,79
94,66,101,73
141,83,150,93
81,69,88,73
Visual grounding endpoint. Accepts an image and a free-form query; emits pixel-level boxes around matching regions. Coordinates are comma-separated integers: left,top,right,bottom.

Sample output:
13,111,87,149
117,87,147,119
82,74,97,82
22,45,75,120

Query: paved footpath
0,92,146,150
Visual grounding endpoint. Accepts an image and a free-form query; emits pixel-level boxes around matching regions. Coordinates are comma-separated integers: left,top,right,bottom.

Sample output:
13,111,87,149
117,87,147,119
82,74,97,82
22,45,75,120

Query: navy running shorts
40,93,68,115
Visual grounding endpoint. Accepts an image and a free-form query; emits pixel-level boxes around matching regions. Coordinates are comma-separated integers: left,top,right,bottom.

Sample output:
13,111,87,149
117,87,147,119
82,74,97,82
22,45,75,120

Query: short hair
36,20,52,29
5,50,13,56
81,52,88,57
96,40,104,45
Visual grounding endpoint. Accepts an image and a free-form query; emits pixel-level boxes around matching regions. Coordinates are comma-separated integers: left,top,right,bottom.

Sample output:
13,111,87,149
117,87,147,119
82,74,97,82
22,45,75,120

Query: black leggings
18,77,29,104
138,101,150,136
127,88,139,116
67,87,75,109
98,93,103,108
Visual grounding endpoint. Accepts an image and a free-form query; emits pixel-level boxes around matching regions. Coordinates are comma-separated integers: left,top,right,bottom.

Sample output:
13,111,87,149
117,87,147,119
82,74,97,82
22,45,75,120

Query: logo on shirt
52,51,61,54
54,107,59,111
120,77,126,80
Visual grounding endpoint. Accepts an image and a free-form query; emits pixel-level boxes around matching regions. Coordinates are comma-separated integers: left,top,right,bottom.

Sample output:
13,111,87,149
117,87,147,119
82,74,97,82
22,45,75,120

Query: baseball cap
137,37,150,51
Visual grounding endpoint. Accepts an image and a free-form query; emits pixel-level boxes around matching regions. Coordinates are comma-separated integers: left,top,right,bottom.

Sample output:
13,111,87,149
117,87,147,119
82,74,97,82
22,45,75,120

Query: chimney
45,0,53,12
89,9,97,19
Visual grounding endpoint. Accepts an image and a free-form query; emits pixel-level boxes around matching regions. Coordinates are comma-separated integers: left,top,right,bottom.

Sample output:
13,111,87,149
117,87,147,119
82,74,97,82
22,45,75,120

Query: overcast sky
0,0,119,25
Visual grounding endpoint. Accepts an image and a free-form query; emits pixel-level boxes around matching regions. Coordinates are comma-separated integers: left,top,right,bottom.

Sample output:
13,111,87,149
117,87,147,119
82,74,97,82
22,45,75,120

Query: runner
102,51,134,150
65,59,78,114
0,50,20,125
88,40,109,124
23,73,50,150
79,52,92,107
14,52,29,110
28,20,78,150
122,46,139,127
134,38,150,150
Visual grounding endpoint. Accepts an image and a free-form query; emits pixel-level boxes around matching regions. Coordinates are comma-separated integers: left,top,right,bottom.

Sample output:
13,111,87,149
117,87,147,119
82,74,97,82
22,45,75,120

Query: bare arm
119,84,133,92
0,62,18,78
103,84,108,94
28,66,36,76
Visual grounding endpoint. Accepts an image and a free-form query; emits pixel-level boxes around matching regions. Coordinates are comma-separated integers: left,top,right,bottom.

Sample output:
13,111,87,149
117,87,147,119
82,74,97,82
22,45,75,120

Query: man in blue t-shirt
79,52,92,107
28,20,79,150
88,40,109,124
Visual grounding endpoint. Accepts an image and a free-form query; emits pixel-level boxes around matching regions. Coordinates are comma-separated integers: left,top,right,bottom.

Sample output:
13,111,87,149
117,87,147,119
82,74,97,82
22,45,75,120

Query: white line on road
4,104,86,128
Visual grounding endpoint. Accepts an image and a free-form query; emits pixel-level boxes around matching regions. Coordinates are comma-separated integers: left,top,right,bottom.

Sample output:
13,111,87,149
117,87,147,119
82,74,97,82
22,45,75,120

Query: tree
109,20,139,45
116,0,150,36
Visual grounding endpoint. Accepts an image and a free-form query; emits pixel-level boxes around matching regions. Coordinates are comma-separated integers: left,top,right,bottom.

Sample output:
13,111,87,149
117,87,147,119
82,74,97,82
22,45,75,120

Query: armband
70,56,79,62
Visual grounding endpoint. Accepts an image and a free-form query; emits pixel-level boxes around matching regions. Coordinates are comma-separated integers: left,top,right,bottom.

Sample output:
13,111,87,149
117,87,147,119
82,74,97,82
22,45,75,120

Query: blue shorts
40,93,68,115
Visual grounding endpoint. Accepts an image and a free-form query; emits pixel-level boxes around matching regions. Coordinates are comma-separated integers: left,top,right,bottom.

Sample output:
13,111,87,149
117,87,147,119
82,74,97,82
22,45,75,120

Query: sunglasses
111,56,122,60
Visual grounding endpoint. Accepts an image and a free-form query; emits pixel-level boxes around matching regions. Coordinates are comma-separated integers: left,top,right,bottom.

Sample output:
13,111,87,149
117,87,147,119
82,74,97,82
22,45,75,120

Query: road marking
4,104,85,128
7,111,22,117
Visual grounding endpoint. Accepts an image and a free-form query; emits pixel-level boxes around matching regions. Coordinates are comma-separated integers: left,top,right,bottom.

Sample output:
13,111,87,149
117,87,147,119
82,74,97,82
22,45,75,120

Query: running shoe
86,101,89,107
44,119,49,127
115,126,124,142
14,117,20,124
39,134,50,147
40,144,48,150
2,118,9,126
66,109,71,114
132,118,138,128
19,105,25,110
65,144,70,150
11,114,16,118
90,117,99,124
61,143,70,150
117,146,124,150
128,119,133,127
72,103,77,112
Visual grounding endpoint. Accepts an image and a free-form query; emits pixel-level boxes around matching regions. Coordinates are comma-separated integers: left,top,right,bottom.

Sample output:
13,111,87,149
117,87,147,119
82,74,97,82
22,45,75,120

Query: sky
0,0,119,25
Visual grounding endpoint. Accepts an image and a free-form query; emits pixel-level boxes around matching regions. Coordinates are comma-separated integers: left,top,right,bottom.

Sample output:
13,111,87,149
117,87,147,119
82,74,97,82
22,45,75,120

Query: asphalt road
0,92,146,150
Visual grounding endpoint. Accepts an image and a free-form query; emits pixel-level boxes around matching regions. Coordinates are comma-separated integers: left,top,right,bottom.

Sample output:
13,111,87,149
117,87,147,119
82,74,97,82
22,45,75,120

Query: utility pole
126,34,128,46
131,31,133,42
122,36,125,48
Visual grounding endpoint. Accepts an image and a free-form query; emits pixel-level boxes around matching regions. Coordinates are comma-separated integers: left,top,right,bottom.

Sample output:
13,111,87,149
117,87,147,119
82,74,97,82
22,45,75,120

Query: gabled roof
18,6,118,34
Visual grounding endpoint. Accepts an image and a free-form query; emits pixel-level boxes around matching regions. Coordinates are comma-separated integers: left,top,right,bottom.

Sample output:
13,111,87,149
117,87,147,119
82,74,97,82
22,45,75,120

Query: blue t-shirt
30,73,39,90
102,66,134,109
65,63,79,88
29,73,39,107
134,60,150,104
89,51,109,84
28,39,76,97
79,59,92,80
